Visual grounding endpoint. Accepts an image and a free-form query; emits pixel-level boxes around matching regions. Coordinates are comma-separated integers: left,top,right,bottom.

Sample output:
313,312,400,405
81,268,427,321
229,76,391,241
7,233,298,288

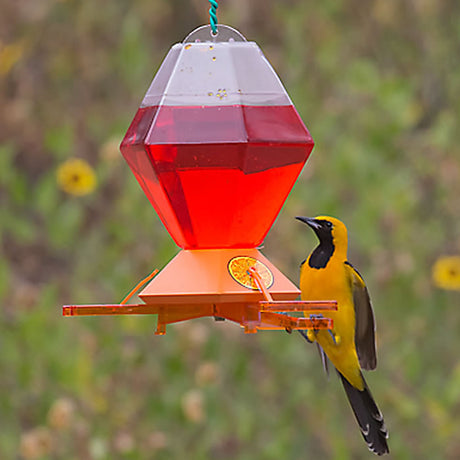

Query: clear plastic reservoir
120,25,314,249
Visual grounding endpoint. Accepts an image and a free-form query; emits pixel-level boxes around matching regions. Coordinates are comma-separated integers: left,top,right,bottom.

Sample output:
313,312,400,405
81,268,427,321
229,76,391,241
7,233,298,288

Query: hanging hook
209,0,218,35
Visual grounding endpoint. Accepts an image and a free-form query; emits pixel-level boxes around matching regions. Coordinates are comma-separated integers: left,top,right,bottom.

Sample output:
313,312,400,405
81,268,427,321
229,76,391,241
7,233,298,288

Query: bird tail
338,371,389,456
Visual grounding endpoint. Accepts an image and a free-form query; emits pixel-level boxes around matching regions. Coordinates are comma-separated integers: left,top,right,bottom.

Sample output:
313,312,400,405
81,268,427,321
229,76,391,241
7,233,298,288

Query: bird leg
328,329,337,344
303,314,325,342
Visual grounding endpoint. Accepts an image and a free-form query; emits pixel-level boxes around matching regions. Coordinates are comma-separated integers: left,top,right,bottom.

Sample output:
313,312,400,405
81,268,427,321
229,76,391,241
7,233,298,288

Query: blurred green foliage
2,0,460,458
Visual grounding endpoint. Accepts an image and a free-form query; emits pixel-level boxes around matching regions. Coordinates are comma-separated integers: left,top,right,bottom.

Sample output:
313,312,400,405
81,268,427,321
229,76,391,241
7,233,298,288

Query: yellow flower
432,256,460,291
56,158,97,196
0,40,25,75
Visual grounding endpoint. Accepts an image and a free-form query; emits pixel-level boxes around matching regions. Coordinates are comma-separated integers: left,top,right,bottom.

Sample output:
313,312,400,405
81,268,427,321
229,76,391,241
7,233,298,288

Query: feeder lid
141,25,293,108
183,24,247,42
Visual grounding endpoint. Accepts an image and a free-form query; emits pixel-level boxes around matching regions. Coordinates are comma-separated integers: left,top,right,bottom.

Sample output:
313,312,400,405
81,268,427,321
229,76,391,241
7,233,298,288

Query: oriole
296,215,389,456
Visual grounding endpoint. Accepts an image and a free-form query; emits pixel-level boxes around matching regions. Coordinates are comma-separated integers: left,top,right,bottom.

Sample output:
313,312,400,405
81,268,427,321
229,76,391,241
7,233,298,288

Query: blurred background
2,0,460,458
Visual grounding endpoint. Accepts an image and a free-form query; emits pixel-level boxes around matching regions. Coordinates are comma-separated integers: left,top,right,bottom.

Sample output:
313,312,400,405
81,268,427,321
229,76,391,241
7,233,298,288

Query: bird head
296,215,348,258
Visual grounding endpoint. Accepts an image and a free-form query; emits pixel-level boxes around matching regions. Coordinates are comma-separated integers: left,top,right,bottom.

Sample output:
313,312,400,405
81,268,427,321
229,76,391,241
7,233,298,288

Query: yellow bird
296,215,389,456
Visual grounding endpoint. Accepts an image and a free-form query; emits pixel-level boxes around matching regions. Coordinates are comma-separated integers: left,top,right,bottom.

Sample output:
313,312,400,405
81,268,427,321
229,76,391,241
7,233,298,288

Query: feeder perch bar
63,258,337,335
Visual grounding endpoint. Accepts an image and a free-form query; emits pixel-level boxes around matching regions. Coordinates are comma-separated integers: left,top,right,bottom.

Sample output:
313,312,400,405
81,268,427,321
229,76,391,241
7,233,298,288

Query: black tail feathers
338,372,389,456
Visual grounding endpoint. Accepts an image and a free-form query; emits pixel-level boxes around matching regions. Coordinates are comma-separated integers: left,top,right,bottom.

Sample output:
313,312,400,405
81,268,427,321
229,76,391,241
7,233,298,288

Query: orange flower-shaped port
432,256,460,291
227,256,273,290
56,158,97,196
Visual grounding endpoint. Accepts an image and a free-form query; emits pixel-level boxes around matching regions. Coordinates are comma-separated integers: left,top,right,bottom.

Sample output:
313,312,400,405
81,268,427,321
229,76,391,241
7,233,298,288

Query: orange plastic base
63,249,337,334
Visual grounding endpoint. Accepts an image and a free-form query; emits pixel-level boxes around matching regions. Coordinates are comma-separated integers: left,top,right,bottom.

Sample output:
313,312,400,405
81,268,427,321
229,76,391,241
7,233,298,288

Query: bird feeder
63,25,337,334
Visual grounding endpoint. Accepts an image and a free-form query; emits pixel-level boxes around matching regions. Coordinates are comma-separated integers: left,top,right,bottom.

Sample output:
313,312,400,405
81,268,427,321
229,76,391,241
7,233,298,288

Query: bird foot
328,329,341,345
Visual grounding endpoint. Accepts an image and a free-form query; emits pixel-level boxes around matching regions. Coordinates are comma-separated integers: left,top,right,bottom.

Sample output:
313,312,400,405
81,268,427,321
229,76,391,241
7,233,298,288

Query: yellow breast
300,260,364,389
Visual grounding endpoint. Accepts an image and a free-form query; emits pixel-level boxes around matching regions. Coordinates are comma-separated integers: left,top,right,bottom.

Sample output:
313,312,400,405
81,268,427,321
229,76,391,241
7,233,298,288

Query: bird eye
326,221,333,228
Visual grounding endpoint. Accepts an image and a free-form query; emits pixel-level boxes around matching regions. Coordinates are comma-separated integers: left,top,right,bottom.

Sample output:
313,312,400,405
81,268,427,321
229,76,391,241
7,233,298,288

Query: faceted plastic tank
120,25,314,249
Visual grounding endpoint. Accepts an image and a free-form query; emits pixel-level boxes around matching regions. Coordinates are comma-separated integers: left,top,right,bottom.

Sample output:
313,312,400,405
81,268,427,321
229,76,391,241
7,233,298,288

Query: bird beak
296,216,321,230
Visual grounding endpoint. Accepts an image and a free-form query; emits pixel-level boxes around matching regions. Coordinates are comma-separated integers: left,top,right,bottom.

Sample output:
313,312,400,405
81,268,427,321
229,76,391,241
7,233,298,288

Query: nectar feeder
63,25,337,334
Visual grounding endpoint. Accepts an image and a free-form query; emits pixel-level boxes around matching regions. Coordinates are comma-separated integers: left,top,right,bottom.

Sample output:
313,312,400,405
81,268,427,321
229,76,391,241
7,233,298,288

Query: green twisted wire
209,0,218,34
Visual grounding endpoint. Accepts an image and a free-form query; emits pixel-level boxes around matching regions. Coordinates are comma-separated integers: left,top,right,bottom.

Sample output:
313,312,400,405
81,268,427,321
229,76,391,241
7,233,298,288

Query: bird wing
345,261,377,371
